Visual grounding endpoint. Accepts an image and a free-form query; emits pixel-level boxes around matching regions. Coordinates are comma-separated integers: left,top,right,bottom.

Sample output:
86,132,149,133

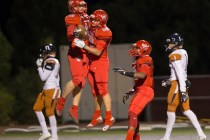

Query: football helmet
39,44,56,58
68,0,85,14
129,40,152,57
90,9,108,28
73,25,88,40
165,33,183,51
80,1,87,14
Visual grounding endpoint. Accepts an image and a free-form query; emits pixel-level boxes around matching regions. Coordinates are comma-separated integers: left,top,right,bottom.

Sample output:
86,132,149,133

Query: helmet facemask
68,0,85,14
89,9,108,30
165,33,183,52
129,40,152,57
39,44,56,59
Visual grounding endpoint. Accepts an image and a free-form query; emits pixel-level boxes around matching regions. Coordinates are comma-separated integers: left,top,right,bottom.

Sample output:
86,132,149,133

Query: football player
160,33,207,140
33,44,60,140
113,40,154,140
73,9,115,131
56,0,89,124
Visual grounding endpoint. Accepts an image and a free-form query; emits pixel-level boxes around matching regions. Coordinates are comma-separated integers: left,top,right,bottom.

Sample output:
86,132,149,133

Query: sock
183,110,205,137
49,115,58,139
72,105,78,110
35,111,49,135
94,110,101,115
134,133,140,140
105,111,112,119
92,110,101,119
126,129,135,140
163,111,175,139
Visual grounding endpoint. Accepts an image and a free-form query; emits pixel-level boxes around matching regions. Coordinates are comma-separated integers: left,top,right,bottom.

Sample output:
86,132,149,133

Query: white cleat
38,133,51,140
199,135,207,140
47,137,59,140
160,137,170,140
86,116,103,128
102,117,115,132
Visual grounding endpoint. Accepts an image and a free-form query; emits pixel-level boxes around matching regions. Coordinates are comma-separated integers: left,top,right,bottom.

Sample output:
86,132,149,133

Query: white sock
183,110,205,137
35,111,50,135
49,115,58,139
163,111,176,139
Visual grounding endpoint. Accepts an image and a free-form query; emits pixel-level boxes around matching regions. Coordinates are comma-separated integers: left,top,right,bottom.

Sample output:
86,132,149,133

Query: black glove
180,91,188,103
122,88,136,104
112,67,126,75
161,79,171,87
185,80,191,89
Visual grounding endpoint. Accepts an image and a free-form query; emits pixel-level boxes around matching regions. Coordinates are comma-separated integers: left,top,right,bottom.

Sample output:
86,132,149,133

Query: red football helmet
129,40,152,57
80,1,87,14
68,0,86,14
90,9,108,28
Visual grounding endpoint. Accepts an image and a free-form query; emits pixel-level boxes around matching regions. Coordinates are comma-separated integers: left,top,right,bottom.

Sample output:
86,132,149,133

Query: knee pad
128,111,138,128
45,108,54,117
97,83,108,97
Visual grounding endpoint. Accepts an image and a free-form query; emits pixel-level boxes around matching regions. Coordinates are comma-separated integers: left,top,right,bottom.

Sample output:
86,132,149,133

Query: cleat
160,137,170,140
56,97,66,116
199,135,207,140
69,107,79,124
102,116,115,132
38,133,51,140
86,116,103,129
47,137,58,140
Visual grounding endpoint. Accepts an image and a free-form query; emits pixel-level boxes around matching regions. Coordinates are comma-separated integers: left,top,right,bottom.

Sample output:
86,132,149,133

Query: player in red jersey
113,40,154,140
56,0,89,124
73,9,115,131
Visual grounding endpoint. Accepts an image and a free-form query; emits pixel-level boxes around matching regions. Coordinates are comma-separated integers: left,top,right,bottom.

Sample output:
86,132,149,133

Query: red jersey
88,25,112,61
133,56,154,89
65,13,89,54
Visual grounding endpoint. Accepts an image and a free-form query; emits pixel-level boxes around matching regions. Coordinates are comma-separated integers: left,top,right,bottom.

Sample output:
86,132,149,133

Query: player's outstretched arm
112,67,146,79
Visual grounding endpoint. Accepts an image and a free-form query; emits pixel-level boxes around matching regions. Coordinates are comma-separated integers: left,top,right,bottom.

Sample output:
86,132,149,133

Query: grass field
0,125,210,140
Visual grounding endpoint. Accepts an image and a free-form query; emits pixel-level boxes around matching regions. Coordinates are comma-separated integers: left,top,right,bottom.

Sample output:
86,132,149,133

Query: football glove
180,91,188,103
122,88,136,104
36,58,43,67
112,67,126,75
73,38,86,49
161,79,171,87
185,79,191,89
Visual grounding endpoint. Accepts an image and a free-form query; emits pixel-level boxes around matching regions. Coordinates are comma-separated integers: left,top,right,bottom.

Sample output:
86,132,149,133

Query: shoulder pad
169,54,181,61
65,14,81,26
95,26,112,40
137,56,153,66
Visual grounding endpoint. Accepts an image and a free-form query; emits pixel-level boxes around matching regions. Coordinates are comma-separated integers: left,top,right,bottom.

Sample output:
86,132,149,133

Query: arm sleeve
67,24,76,41
171,60,186,92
